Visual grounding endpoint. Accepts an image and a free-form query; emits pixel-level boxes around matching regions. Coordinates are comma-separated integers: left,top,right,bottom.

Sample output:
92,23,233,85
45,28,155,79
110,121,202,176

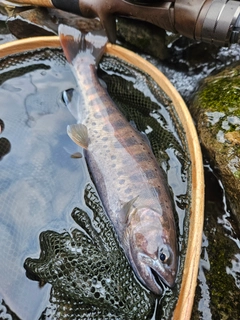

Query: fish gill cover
0,48,191,319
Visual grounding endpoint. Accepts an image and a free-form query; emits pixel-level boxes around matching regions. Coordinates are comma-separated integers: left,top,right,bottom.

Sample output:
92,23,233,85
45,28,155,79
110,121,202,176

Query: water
0,49,91,319
191,163,240,319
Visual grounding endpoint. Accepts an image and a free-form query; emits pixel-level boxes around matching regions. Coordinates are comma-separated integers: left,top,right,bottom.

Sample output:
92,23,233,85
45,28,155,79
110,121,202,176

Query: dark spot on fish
124,137,137,147
117,171,124,176
102,124,111,132
114,141,123,149
119,179,125,185
125,188,132,194
92,122,96,126
113,119,126,130
130,173,141,182
94,112,102,119
102,137,108,141
111,155,116,160
88,99,99,107
144,169,156,179
134,152,149,163
86,87,97,96
112,163,116,168
106,106,117,115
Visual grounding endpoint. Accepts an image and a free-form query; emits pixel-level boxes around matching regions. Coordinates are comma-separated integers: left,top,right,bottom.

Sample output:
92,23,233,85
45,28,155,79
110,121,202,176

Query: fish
59,24,178,295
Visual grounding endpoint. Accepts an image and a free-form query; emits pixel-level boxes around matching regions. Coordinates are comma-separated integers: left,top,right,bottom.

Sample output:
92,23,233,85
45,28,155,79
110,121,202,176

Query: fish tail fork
58,24,108,66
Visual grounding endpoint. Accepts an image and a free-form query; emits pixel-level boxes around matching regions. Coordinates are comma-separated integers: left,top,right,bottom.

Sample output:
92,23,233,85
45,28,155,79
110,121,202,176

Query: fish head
125,207,178,295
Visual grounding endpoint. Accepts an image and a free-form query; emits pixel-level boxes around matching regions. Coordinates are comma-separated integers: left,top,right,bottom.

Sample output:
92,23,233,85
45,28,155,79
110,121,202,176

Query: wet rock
117,17,169,60
192,166,240,320
190,63,240,226
0,3,16,19
7,7,57,38
5,7,102,39
47,8,102,32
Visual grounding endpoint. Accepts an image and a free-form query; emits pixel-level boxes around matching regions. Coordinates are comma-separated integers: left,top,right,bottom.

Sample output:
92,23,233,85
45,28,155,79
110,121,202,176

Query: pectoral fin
67,124,89,149
123,196,139,224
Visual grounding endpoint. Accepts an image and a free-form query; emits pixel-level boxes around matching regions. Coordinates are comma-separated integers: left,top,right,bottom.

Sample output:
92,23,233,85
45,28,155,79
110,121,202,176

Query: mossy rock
190,63,240,226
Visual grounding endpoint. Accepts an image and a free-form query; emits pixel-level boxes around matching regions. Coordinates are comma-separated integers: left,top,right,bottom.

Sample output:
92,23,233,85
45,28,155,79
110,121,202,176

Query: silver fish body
59,24,178,295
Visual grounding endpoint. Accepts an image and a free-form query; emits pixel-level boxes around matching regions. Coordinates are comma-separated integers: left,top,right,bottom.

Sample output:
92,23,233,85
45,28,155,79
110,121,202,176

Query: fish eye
160,253,167,262
158,246,171,264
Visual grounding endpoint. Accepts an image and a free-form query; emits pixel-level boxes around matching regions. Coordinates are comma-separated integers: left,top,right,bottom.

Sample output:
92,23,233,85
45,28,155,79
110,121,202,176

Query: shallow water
191,163,240,319
0,49,191,319
0,49,91,319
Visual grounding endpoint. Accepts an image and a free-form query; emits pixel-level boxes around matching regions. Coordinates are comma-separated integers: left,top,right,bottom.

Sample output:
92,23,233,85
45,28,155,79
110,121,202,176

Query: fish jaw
123,207,178,295
128,244,177,295
136,250,177,293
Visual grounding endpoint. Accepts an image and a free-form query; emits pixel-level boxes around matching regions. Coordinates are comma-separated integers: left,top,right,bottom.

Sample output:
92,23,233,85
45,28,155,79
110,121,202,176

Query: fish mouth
149,267,166,294
149,264,176,295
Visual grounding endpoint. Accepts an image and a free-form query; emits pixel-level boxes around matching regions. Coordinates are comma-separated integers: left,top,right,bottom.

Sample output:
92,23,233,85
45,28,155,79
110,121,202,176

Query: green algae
198,77,240,116
205,226,239,319
191,65,240,185
233,170,240,179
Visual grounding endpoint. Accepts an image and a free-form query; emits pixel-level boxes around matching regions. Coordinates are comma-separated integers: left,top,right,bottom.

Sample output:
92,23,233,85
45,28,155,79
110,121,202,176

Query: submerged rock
7,7,57,38
24,184,156,319
190,63,240,226
117,17,168,60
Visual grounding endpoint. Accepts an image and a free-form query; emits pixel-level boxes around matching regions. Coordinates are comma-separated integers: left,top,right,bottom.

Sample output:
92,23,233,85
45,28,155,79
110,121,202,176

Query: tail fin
58,24,108,65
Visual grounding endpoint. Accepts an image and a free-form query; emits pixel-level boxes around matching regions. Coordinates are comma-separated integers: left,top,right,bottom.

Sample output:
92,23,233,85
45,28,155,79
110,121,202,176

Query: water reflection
192,163,240,319
0,119,11,159
0,118,4,132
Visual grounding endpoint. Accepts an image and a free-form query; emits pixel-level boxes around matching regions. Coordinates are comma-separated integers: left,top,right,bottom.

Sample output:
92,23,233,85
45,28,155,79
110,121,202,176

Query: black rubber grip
51,0,81,15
